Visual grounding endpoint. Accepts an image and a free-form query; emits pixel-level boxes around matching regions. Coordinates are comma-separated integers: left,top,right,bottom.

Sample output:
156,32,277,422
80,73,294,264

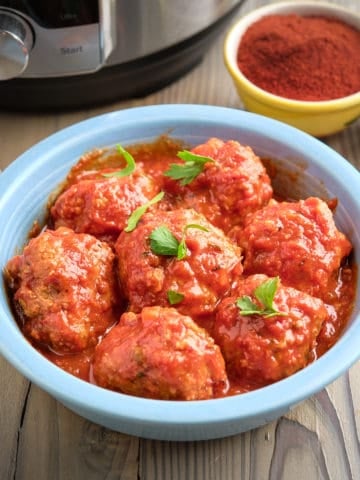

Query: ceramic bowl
0,105,360,441
224,1,360,137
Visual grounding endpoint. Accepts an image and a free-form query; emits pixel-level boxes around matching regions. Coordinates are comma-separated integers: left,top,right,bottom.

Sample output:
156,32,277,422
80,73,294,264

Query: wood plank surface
0,0,359,478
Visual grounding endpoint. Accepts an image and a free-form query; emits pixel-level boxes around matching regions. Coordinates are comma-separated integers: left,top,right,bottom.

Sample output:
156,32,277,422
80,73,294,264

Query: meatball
236,197,352,299
51,168,159,242
5,227,119,354
164,137,273,232
213,274,329,388
93,306,229,400
115,208,243,320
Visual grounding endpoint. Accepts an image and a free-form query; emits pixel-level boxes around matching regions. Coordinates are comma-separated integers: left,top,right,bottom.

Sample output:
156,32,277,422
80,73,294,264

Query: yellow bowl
224,1,360,137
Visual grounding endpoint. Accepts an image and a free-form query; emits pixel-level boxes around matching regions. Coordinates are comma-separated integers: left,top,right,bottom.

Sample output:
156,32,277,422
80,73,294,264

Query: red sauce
5,136,357,399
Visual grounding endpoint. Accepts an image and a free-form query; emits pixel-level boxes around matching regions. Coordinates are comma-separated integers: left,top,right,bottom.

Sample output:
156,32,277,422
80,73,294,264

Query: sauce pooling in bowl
4,136,356,399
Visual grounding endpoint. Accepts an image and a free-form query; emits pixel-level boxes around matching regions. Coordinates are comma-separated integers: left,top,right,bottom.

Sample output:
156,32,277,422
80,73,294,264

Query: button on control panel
24,22,103,77
0,10,33,80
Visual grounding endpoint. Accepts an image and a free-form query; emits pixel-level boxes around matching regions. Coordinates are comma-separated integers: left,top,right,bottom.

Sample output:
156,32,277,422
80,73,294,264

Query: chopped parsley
167,290,185,305
102,144,136,178
236,277,286,318
149,223,208,260
124,191,164,232
149,225,179,256
164,150,214,185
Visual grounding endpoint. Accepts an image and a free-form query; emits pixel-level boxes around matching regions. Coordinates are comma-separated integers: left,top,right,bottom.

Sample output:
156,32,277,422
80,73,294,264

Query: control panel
0,0,115,80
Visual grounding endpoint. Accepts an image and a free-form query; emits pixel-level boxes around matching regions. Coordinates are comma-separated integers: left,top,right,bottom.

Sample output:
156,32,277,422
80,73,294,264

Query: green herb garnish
164,150,214,185
236,277,286,318
102,144,136,178
177,224,209,259
149,225,179,256
149,223,208,260
124,191,164,232
167,290,185,305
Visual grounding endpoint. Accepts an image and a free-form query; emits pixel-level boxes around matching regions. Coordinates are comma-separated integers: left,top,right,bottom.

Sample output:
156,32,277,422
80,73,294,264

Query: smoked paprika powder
237,14,360,101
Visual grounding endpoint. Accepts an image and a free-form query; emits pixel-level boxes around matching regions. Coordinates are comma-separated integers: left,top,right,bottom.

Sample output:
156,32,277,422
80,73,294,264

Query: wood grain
0,0,359,478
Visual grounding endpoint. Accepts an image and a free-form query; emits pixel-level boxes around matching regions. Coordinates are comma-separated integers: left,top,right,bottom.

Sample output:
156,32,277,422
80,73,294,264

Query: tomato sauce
5,136,357,399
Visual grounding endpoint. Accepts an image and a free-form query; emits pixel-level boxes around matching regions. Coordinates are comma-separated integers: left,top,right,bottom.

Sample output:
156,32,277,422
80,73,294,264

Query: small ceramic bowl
0,105,360,441
224,1,360,137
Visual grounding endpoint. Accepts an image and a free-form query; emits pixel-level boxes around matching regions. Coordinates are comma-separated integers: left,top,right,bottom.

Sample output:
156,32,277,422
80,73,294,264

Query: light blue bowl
0,105,359,441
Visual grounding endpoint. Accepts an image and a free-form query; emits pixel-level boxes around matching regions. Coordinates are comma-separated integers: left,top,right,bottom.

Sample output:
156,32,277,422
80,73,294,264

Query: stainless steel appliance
0,0,244,110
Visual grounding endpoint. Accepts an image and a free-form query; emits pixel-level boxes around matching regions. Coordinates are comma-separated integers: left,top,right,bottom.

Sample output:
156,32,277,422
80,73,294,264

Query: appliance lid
106,0,243,66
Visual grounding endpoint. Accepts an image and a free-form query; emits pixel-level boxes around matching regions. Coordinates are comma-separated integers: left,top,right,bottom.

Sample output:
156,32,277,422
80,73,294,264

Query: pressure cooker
0,0,244,110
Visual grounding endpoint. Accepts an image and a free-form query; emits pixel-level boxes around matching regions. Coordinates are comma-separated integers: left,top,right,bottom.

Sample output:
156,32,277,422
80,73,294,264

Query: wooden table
1,1,359,478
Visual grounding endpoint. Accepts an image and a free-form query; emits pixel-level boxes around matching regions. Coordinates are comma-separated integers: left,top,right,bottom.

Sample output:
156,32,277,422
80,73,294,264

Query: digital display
0,0,99,28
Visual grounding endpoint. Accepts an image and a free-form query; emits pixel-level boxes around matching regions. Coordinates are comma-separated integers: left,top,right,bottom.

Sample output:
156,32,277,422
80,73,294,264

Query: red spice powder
237,14,360,101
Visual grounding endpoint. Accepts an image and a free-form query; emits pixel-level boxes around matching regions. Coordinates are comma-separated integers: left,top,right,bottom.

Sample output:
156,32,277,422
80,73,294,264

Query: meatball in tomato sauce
235,197,352,300
164,137,273,232
5,227,119,354
51,168,158,243
93,306,229,400
115,208,243,321
213,274,329,389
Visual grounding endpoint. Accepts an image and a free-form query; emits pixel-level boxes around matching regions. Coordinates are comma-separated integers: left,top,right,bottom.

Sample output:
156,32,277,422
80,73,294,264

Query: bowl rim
224,0,360,111
0,104,359,434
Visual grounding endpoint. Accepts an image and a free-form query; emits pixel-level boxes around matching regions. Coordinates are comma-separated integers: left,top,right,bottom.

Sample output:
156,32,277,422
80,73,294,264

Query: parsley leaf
124,191,164,233
167,290,185,305
164,150,214,185
149,223,209,260
236,296,260,315
149,226,179,256
177,224,209,260
102,144,136,178
236,277,286,318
